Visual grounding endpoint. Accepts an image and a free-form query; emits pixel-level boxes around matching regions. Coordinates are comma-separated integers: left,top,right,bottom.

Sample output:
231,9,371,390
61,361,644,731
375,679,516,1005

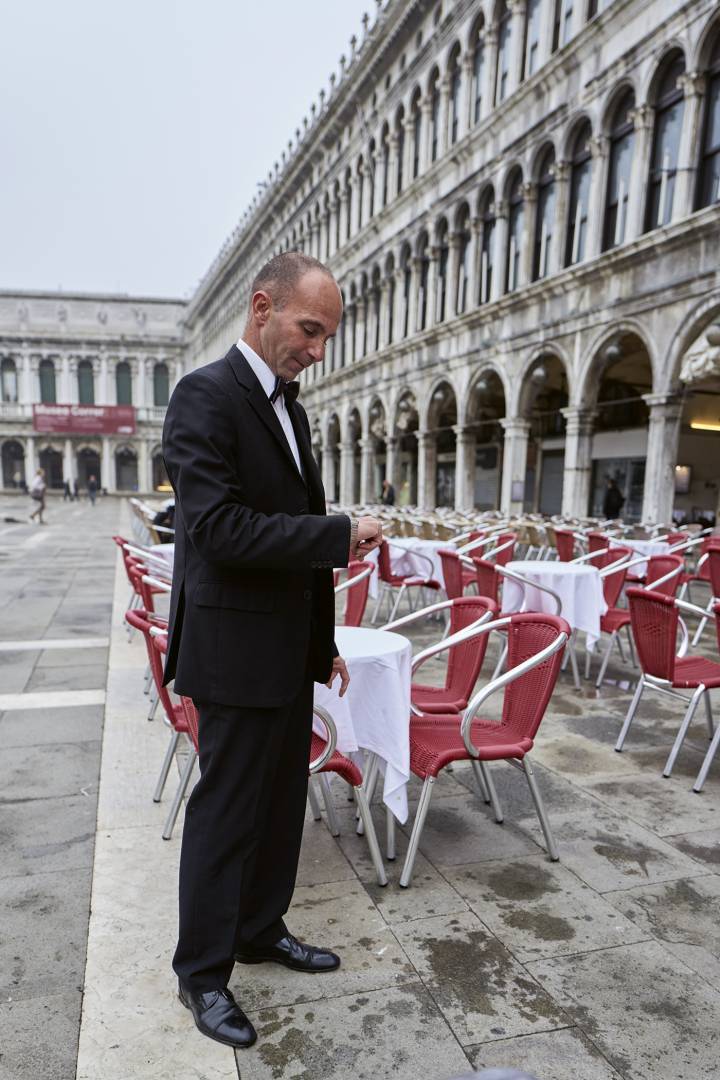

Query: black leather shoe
178,982,257,1048
234,932,341,973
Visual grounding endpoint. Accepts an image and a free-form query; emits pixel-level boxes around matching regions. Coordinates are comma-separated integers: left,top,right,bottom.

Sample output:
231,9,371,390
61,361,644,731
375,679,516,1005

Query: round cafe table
365,536,450,598
313,625,412,823
501,559,607,644
610,538,669,577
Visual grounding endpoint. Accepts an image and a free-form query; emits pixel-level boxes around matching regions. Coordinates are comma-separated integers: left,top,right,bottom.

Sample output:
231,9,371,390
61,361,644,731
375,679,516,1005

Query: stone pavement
1,497,719,1079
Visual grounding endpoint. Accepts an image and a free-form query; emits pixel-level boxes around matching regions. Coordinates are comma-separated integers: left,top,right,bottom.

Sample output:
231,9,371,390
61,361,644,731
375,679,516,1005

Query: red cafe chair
438,548,476,600
615,589,720,784
554,529,578,562
399,612,570,887
335,560,373,627
371,540,442,624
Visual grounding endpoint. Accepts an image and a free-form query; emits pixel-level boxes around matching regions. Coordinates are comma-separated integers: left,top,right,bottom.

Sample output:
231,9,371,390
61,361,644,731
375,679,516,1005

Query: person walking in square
29,468,47,524
87,474,98,506
162,252,382,1050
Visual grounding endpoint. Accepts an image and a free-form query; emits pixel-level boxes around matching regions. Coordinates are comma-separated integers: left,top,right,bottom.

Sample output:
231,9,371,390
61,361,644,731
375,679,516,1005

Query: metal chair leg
491,640,507,681
704,690,714,738
663,685,706,778
693,717,720,793
386,806,396,861
317,773,341,836
388,584,406,624
479,761,503,823
691,599,714,647
595,631,617,689
568,632,581,690
625,624,637,668
615,677,645,751
143,663,152,694
399,776,435,888
153,728,180,803
522,756,559,861
162,746,197,840
307,778,322,821
147,687,159,721
354,787,387,886
471,759,491,803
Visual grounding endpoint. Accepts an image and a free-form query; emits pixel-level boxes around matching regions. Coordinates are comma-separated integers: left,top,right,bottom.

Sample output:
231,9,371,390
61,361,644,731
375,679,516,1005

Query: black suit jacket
161,345,350,708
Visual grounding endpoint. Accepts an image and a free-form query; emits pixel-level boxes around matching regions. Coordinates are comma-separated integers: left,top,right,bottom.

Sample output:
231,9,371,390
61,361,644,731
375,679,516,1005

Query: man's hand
354,516,383,559
326,656,350,697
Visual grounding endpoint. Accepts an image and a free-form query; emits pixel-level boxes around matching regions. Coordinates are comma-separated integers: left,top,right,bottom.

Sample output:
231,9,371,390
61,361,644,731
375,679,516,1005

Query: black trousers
172,674,314,991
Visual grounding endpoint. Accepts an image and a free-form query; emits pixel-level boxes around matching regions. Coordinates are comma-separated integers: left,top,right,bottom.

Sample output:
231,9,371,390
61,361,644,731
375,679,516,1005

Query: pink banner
33,404,136,435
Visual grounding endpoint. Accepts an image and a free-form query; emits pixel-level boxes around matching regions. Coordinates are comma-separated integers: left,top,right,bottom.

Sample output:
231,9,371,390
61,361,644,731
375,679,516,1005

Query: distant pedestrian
73,479,79,501
87,474,98,506
380,479,395,506
29,468,47,524
602,477,625,520
63,479,72,502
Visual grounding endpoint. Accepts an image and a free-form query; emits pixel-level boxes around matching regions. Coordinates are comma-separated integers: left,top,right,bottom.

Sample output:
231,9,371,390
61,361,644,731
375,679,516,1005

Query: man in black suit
162,252,382,1049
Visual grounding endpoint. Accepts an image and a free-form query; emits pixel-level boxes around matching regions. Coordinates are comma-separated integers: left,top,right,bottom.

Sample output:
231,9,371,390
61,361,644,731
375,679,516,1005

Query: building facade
2,0,720,522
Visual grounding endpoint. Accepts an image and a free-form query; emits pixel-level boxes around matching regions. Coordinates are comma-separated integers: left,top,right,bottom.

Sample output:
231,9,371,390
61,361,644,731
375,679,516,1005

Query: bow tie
269,377,300,405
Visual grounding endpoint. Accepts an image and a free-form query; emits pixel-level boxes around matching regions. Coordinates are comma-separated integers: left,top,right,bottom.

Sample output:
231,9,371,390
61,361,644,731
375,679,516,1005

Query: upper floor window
77,359,94,405
602,89,635,251
525,0,542,78
345,168,353,239
696,32,720,211
533,147,556,280
455,208,472,314
495,2,512,105
1,357,18,403
449,50,462,144
417,234,430,330
402,248,412,337
116,361,132,405
565,121,592,265
411,91,422,179
39,358,56,404
479,188,496,303
380,131,390,208
356,158,365,231
553,0,574,52
396,108,405,195
645,52,685,230
429,70,441,162
505,169,525,292
153,362,170,407
472,18,486,124
436,220,449,321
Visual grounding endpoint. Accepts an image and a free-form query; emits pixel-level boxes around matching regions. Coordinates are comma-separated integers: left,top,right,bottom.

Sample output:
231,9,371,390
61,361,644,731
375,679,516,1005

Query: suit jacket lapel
225,345,304,481
287,400,325,510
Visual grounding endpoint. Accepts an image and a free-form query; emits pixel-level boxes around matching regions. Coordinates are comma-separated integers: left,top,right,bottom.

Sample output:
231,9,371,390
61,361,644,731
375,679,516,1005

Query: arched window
495,2,512,105
380,128,390,208
456,206,472,314
552,0,574,52
696,32,720,211
448,48,462,144
411,90,422,179
471,17,486,124
602,89,635,251
116,361,132,405
115,447,138,492
396,107,405,194
77,359,94,405
479,188,496,303
565,121,592,266
39,359,56,404
402,247,412,337
417,233,430,330
429,70,440,162
645,52,686,230
435,220,449,322
524,0,542,77
533,147,556,280
153,362,169,407
505,169,525,292
1,358,18,403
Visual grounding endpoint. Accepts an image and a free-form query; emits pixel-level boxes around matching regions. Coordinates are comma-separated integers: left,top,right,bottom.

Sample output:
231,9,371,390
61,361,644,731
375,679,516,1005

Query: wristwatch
349,517,359,560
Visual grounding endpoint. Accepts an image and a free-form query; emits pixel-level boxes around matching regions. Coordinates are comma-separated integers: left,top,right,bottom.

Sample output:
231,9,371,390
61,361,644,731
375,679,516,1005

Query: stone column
499,418,530,515
586,135,609,260
453,426,476,510
328,199,339,257
21,352,33,404
482,29,498,118
674,72,705,220
359,437,375,503
25,436,37,477
338,189,349,246
625,106,653,240
311,220,321,259
469,216,482,306
408,258,420,336
415,431,437,510
172,357,183,391
98,352,109,404
403,116,415,184
393,267,405,343
63,438,74,484
339,440,355,504
361,159,373,224
102,438,115,494
138,439,150,493
520,184,537,288
641,393,683,524
62,356,73,403
355,293,366,359
387,133,399,201
491,200,508,301
385,434,400,491
537,0,555,67
425,247,439,329
551,161,571,272
458,52,473,139
322,446,335,499
507,0,527,94
560,407,596,518
438,76,451,156
379,277,391,347
446,233,461,319
420,97,433,172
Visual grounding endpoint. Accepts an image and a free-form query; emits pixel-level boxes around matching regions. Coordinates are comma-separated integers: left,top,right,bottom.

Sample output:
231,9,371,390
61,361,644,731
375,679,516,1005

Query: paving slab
665,826,720,869
580,773,720,836
528,940,720,1080
0,704,103,747
446,854,648,961
24,663,108,692
0,990,81,1080
1,740,101,802
468,1026,624,1080
244,981,473,1080
0,792,96,879
399,791,542,866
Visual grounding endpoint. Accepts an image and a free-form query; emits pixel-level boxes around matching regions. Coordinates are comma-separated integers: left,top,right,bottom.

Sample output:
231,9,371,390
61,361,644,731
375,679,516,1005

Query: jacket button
304,589,312,600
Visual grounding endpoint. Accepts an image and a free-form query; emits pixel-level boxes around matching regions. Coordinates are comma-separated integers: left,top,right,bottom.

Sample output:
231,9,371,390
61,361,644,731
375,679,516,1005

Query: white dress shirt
236,337,303,476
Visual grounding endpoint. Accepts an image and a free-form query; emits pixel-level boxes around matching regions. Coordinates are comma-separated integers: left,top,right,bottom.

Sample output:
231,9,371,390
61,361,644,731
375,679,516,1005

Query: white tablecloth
610,538,669,576
150,542,174,568
314,625,412,822
502,560,607,644
365,537,452,598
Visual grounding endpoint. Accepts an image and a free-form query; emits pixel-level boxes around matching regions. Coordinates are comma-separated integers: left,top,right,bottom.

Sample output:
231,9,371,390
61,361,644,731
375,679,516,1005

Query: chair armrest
644,564,683,591
496,567,563,616
380,598,454,631
153,524,175,536
598,553,632,577
410,610,499,678
570,549,607,564
142,574,172,592
149,624,168,638
677,617,689,659
334,563,373,595
310,704,338,772
457,533,501,556
459,629,568,758
484,537,515,561
675,596,710,619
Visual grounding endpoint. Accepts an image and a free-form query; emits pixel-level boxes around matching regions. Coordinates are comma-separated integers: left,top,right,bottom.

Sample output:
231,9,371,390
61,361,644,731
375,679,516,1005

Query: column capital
629,105,653,132
590,134,609,160
561,406,597,433
642,392,683,415
452,424,474,440
415,429,434,446
507,0,526,12
494,199,508,219
500,417,531,436
677,71,705,99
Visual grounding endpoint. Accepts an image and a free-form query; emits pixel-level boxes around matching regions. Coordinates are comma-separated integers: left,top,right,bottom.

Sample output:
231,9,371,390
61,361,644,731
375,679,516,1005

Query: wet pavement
1,495,718,1079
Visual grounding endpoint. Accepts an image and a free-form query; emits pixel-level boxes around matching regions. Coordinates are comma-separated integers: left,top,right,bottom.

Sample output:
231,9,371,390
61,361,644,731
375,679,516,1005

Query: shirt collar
236,337,276,399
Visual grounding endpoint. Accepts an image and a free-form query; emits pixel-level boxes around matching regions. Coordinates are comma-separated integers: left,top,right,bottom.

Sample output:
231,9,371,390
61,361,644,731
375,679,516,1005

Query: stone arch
692,10,720,70
561,111,594,161
578,318,658,406
641,43,687,106
664,290,720,393
600,77,639,134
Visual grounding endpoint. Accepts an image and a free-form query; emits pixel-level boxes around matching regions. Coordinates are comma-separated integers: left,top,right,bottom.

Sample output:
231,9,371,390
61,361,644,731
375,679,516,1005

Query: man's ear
251,290,272,325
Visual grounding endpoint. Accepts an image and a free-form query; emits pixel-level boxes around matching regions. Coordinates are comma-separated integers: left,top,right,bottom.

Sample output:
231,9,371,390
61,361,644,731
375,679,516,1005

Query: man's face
256,270,342,382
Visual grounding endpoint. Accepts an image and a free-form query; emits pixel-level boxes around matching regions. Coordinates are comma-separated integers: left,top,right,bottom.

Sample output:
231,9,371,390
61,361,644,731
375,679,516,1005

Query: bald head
249,252,338,312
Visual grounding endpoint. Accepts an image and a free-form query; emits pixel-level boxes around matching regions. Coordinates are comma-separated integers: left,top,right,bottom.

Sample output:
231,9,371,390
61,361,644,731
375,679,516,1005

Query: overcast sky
0,1,372,299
